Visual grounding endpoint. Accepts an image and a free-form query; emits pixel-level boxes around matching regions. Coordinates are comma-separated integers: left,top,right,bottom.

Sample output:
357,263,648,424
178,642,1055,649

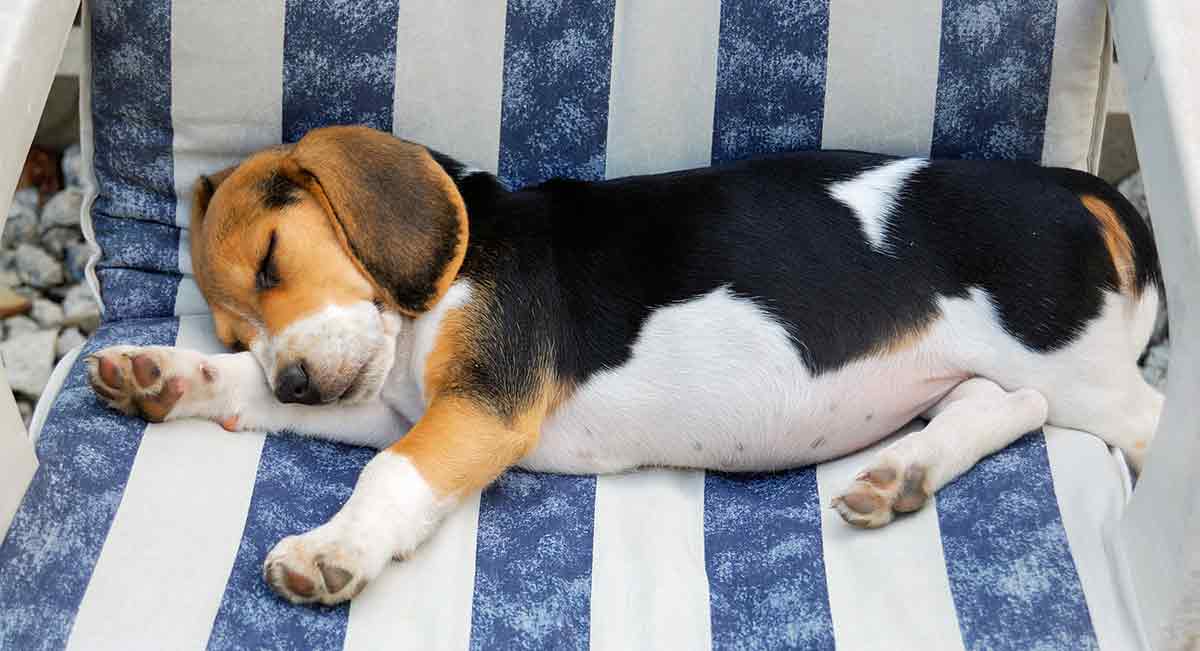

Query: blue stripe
937,431,1098,650
711,0,830,164
92,215,181,276
206,437,375,651
89,0,176,227
498,0,615,189
281,0,399,143
469,471,595,650
97,268,182,321
931,0,1058,160
704,469,834,650
89,0,181,318
0,318,180,650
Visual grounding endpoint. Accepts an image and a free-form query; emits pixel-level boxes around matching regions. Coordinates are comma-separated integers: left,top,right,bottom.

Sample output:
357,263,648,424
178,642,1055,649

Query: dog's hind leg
1041,366,1163,474
832,377,1049,528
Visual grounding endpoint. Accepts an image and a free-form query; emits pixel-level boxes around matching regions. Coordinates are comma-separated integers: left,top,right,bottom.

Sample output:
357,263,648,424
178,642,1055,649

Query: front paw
263,527,380,606
86,345,232,426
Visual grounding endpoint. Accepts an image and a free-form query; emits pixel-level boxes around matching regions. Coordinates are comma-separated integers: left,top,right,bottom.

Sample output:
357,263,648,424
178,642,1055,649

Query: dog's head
192,126,468,405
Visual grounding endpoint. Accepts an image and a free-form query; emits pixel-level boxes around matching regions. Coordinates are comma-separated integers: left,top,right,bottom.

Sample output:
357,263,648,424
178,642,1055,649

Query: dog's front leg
262,395,538,605
87,345,407,448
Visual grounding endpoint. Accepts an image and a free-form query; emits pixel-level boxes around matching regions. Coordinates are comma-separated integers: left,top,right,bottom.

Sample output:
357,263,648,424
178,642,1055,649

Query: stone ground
1,144,101,429
0,122,1169,430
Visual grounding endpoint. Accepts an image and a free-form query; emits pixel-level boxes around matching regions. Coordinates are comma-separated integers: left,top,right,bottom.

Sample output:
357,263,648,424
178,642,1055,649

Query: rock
0,249,16,272
30,298,64,328
12,285,40,300
4,315,39,338
11,187,39,212
40,187,83,232
17,400,33,430
63,283,101,333
64,241,95,282
0,270,20,287
0,329,58,398
40,226,83,259
61,143,82,188
15,244,64,288
1140,341,1169,389
0,285,31,318
56,326,85,359
4,201,39,246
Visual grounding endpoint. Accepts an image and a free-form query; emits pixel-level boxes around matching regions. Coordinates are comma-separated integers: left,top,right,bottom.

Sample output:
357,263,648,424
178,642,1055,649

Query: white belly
522,287,966,474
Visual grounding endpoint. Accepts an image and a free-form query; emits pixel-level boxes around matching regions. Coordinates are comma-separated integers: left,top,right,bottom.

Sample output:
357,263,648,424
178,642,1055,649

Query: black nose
274,362,321,404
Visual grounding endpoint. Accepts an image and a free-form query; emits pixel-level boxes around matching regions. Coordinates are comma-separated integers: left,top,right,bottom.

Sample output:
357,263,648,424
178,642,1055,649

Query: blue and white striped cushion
2,1,1140,649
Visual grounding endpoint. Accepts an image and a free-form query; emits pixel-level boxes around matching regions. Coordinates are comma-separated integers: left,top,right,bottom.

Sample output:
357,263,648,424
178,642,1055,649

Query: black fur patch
258,171,301,209
427,149,1160,415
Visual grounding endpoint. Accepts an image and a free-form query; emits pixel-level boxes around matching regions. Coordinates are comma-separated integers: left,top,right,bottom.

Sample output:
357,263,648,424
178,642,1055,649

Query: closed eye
255,231,280,291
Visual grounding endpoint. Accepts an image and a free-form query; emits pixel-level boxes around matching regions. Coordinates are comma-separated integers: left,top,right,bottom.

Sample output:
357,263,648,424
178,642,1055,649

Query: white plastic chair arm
1108,1,1200,649
0,0,78,539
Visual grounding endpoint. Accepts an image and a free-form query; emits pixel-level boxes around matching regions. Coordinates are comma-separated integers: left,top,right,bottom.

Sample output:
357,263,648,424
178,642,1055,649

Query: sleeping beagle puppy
87,125,1163,606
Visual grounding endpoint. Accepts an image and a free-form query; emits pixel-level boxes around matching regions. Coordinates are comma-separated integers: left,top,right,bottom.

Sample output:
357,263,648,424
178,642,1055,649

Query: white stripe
1041,0,1109,171
392,0,507,173
168,0,285,230
344,492,481,650
821,0,942,156
1043,426,1143,650
828,158,927,253
603,0,721,178
589,469,711,651
175,275,210,317
815,424,966,651
65,316,267,650
169,0,285,312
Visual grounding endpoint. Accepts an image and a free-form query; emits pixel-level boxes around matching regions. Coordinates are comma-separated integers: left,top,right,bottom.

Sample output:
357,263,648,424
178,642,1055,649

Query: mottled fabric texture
89,0,177,228
498,0,616,189
712,0,830,163
932,0,1058,160
282,0,399,143
937,433,1099,650
705,468,835,651
88,0,180,321
470,471,596,650
0,318,179,651
207,437,375,651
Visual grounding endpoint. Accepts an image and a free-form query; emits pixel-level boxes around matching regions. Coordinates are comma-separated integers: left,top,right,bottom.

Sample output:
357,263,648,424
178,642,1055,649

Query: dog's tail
1050,167,1166,350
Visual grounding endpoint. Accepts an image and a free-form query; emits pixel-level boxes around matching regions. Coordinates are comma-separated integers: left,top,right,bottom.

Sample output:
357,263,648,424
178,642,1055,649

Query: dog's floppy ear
282,126,468,316
192,165,237,226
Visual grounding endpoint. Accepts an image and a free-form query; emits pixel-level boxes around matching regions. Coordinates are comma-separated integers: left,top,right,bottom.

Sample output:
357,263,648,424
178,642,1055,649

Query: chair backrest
81,0,1110,322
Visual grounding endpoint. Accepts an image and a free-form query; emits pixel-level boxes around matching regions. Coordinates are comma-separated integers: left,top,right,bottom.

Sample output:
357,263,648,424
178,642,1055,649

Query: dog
87,125,1163,606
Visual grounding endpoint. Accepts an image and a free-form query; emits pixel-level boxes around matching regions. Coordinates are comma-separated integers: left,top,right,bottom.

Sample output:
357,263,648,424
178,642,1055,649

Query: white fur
828,158,928,253
264,452,447,604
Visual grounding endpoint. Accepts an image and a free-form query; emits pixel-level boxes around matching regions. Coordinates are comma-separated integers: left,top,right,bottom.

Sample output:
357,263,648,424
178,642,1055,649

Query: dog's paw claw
832,462,929,528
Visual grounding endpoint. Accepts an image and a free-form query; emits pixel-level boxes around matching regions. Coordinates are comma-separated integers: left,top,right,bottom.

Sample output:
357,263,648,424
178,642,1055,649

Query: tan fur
391,395,543,498
189,127,466,349
1081,194,1138,295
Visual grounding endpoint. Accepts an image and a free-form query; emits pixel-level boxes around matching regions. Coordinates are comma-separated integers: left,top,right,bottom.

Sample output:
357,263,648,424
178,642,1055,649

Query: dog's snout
275,362,321,405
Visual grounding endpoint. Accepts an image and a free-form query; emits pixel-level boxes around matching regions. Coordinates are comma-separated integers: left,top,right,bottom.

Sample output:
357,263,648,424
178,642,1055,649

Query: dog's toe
832,459,929,528
264,534,369,606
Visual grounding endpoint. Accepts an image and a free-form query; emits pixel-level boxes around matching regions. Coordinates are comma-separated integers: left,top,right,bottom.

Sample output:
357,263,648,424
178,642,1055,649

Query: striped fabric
0,1,1139,649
